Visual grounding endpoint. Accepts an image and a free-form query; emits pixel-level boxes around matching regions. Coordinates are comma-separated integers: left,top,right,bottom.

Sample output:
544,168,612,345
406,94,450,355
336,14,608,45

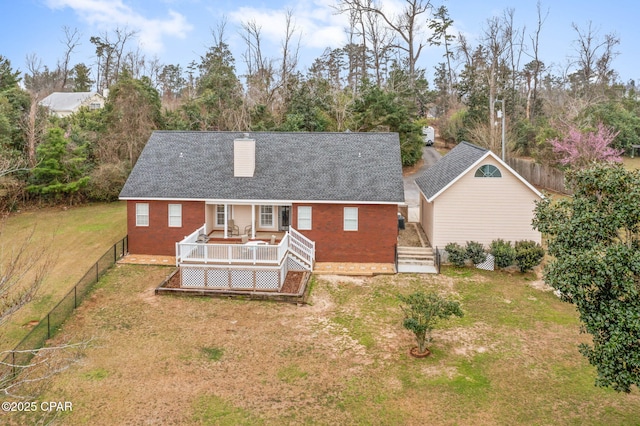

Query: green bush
490,239,516,268
465,241,487,265
514,240,545,272
85,162,129,202
445,242,467,267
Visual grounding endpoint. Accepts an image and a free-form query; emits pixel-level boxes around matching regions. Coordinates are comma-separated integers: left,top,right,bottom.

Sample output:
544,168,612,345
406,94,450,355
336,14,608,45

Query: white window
344,207,358,231
136,203,149,227
168,204,182,227
260,205,274,227
297,206,312,230
474,164,502,178
216,205,226,227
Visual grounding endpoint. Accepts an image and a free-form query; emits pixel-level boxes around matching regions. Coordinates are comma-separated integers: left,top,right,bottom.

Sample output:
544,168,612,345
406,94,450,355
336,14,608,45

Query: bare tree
58,26,82,91
363,5,394,87
241,11,301,123
523,2,548,121
278,10,301,107
338,0,433,91
21,55,53,167
90,27,138,91
241,19,276,112
0,227,50,327
570,21,620,102
482,16,510,137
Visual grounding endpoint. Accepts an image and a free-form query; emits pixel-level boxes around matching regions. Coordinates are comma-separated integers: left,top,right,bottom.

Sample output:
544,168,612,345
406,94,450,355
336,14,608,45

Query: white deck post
251,204,256,239
223,203,228,239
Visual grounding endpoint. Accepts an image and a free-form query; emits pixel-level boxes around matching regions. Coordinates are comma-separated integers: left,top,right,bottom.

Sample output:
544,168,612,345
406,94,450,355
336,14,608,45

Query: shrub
398,291,464,354
445,242,466,267
85,162,129,202
490,239,516,268
514,240,545,272
465,241,487,265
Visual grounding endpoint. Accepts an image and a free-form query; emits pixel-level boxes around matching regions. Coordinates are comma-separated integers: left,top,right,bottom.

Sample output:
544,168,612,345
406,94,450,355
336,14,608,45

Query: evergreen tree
27,127,90,201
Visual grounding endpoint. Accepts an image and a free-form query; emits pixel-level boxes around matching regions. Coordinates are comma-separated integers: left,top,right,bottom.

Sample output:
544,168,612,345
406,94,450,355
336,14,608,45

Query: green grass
331,314,376,349
0,202,127,349
83,368,109,381
277,364,308,383
201,346,224,361
24,261,640,425
192,395,262,425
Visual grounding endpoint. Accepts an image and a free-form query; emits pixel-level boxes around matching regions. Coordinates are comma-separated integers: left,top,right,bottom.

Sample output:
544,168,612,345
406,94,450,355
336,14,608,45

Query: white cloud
44,0,193,54
228,0,349,53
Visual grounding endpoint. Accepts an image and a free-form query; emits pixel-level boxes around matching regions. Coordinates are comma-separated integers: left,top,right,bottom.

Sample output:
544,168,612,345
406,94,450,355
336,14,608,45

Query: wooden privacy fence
507,157,571,194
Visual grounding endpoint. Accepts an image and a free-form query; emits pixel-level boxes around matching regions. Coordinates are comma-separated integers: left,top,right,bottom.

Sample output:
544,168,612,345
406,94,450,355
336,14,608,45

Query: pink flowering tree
550,123,623,168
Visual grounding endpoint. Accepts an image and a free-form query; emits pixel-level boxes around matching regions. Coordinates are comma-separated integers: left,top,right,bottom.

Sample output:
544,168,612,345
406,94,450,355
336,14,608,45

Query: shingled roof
415,142,490,201
39,92,102,113
415,141,544,202
119,131,405,203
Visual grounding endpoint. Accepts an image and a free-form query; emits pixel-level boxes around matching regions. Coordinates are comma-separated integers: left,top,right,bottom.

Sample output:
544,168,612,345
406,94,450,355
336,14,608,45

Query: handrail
176,227,315,271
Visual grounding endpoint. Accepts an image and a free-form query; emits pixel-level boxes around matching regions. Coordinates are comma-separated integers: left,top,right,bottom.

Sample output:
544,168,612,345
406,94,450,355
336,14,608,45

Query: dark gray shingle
119,131,405,203
415,142,488,200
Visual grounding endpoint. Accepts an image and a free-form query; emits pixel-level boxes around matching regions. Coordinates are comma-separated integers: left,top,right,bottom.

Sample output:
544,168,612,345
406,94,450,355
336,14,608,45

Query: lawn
0,202,127,350
6,265,639,425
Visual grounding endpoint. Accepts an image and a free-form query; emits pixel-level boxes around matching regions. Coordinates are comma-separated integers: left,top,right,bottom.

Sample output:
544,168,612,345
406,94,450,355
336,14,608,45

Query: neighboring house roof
119,131,405,204
39,92,102,114
415,141,543,202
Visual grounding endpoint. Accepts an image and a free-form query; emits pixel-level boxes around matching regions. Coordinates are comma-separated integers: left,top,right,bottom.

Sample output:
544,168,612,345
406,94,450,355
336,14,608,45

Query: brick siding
127,200,205,256
292,203,398,263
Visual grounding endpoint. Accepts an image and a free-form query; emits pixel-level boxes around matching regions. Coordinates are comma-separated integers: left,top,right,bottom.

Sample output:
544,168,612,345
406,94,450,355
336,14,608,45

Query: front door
279,206,290,231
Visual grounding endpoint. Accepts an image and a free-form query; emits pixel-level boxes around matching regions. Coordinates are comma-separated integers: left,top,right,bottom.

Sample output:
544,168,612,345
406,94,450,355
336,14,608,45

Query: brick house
119,131,405,289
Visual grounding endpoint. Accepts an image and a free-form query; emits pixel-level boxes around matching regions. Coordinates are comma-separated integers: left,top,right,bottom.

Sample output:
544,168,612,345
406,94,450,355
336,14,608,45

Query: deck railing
176,226,315,269
177,238,285,265
288,227,315,267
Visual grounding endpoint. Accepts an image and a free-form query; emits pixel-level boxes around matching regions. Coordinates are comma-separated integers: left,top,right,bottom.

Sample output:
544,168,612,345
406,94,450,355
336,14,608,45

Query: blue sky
1,0,638,84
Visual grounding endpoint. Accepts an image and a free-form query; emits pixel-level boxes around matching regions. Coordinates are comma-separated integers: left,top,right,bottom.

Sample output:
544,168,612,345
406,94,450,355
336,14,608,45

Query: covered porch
204,202,292,241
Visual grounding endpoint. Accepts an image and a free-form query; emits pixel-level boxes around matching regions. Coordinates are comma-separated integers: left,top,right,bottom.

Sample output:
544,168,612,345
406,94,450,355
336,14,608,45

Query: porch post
223,203,228,239
251,204,256,239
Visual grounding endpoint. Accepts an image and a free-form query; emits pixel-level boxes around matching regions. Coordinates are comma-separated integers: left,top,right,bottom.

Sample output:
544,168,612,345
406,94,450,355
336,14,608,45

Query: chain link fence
1,236,128,382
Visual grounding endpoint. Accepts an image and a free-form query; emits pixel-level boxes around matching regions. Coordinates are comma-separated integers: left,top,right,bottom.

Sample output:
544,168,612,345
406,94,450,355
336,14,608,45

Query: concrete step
398,258,435,265
398,248,433,258
397,246,432,254
397,263,438,274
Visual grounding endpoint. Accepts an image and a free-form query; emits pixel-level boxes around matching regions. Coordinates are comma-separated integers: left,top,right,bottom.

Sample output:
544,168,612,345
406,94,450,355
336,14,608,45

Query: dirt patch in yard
398,223,424,247
8,265,640,425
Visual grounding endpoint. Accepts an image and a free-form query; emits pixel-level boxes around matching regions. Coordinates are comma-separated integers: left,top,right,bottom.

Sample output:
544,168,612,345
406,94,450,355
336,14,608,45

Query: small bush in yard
490,239,516,268
399,291,464,354
445,242,467,267
514,240,544,272
465,241,487,265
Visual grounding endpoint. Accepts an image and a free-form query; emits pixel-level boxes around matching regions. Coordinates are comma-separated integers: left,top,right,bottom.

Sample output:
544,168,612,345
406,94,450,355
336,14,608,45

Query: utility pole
495,99,506,160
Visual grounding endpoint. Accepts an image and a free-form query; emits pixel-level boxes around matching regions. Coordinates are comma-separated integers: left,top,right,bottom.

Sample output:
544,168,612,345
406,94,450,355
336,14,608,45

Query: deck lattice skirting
176,225,314,290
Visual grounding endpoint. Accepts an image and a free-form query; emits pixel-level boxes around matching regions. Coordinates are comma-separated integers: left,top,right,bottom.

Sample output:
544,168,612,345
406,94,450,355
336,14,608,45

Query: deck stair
397,246,437,274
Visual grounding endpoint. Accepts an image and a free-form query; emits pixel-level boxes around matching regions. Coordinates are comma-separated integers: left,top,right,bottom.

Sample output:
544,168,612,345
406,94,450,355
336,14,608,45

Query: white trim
297,206,312,230
168,203,182,227
259,205,274,228
120,197,403,205
343,207,358,231
424,151,544,203
135,203,149,227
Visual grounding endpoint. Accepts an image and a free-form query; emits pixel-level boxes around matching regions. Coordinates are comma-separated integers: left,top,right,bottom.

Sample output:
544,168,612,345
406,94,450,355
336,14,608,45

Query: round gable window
474,164,502,178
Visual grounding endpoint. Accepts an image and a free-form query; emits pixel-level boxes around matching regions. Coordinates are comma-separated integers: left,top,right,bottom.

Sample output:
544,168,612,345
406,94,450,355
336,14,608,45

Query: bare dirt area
397,222,423,247
6,264,640,425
